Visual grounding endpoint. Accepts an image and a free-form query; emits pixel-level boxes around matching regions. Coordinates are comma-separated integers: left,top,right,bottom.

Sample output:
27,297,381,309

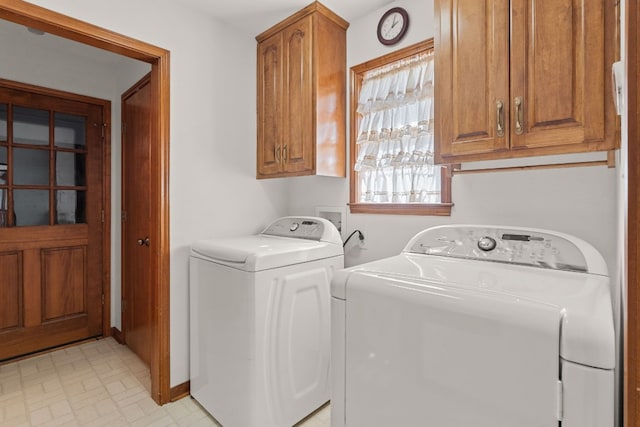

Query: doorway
0,1,171,404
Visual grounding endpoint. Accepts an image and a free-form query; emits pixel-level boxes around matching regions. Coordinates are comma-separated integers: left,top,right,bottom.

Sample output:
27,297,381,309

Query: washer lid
332,253,614,370
191,234,343,272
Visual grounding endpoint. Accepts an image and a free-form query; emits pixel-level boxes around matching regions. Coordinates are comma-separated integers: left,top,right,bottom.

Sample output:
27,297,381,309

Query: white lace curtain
354,51,441,204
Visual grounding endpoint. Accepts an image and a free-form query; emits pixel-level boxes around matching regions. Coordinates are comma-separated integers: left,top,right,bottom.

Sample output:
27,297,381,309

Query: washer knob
290,222,299,232
478,236,497,252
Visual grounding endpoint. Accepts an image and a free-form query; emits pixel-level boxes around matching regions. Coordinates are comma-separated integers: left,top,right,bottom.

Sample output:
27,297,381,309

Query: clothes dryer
331,225,614,427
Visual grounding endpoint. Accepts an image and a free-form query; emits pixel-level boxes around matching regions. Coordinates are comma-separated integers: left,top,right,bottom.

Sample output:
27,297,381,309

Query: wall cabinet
256,2,348,179
434,0,618,163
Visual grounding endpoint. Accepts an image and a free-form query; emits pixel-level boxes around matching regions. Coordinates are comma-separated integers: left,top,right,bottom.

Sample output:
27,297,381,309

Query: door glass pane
56,152,86,186
13,106,49,146
0,104,6,142
14,189,49,226
55,113,86,149
0,189,8,227
0,146,7,183
13,148,49,186
55,190,85,224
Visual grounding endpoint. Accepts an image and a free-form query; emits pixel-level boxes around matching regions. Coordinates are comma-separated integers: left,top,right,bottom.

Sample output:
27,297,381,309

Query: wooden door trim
0,0,171,405
626,0,639,424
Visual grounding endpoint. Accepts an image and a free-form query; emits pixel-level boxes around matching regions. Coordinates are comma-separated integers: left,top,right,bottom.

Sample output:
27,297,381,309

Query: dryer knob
478,236,497,252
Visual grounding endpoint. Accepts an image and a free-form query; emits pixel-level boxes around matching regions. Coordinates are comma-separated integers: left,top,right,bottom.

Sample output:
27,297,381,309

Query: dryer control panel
404,225,593,273
261,217,342,245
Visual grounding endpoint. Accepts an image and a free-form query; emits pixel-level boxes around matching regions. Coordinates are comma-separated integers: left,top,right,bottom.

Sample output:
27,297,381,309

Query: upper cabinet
434,0,618,163
256,2,348,179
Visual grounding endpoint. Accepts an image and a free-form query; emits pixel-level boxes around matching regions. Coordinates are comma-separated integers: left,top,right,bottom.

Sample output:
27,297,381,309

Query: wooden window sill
349,203,453,216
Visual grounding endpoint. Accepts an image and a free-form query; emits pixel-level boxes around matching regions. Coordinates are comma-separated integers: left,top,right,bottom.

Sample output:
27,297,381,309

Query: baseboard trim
110,327,124,345
170,381,190,402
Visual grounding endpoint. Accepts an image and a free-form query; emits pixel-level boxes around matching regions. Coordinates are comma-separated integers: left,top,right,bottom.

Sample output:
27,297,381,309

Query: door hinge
101,294,105,305
121,211,127,222
122,300,127,311
556,379,563,422
101,210,105,223
99,123,107,138
122,122,126,134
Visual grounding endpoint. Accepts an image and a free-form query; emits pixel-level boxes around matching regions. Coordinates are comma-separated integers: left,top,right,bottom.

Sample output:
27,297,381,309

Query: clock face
381,12,404,40
377,7,409,45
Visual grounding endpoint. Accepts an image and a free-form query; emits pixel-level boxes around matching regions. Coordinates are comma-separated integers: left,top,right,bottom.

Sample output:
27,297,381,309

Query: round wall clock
377,7,409,46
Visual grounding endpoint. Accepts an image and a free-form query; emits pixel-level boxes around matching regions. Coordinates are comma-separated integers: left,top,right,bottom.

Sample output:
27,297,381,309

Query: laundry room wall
14,0,290,387
286,0,620,302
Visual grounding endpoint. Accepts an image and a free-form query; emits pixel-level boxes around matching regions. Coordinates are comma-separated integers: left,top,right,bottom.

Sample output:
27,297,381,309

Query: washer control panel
262,217,326,241
405,226,589,272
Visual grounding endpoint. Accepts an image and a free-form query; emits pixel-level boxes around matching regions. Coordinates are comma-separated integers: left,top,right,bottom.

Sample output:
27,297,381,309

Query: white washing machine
189,216,343,427
331,225,615,427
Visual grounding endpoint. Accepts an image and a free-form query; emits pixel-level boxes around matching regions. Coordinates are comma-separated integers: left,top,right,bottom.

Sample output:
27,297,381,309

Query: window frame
349,39,453,216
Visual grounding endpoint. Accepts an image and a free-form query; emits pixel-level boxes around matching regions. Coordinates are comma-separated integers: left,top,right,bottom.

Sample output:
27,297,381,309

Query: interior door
122,74,152,366
0,81,105,360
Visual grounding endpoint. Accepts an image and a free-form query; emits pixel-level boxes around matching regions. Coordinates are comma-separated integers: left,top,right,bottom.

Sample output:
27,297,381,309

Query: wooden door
434,0,510,163
257,32,284,178
282,15,314,174
122,74,152,366
0,81,105,361
510,0,609,150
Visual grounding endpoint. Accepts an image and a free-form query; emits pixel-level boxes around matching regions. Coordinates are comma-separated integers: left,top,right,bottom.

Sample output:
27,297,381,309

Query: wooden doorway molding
0,0,171,404
626,0,639,424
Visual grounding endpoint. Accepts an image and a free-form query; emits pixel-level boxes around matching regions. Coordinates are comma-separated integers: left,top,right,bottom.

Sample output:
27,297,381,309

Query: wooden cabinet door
282,16,314,174
0,83,104,361
257,32,284,177
435,0,510,163
510,0,609,151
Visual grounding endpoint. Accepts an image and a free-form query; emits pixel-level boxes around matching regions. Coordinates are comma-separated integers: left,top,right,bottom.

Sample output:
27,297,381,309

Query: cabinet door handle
282,145,287,162
496,99,505,137
514,96,524,135
275,146,281,163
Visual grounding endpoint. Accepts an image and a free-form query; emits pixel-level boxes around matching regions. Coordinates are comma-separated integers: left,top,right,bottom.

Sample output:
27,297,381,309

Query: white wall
616,2,628,425
9,0,290,386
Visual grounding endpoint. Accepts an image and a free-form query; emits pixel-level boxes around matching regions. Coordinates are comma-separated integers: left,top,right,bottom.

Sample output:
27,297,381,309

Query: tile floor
0,337,330,427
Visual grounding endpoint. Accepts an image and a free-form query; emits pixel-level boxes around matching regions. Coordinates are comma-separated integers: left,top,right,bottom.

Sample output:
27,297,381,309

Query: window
349,39,452,215
0,102,88,227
